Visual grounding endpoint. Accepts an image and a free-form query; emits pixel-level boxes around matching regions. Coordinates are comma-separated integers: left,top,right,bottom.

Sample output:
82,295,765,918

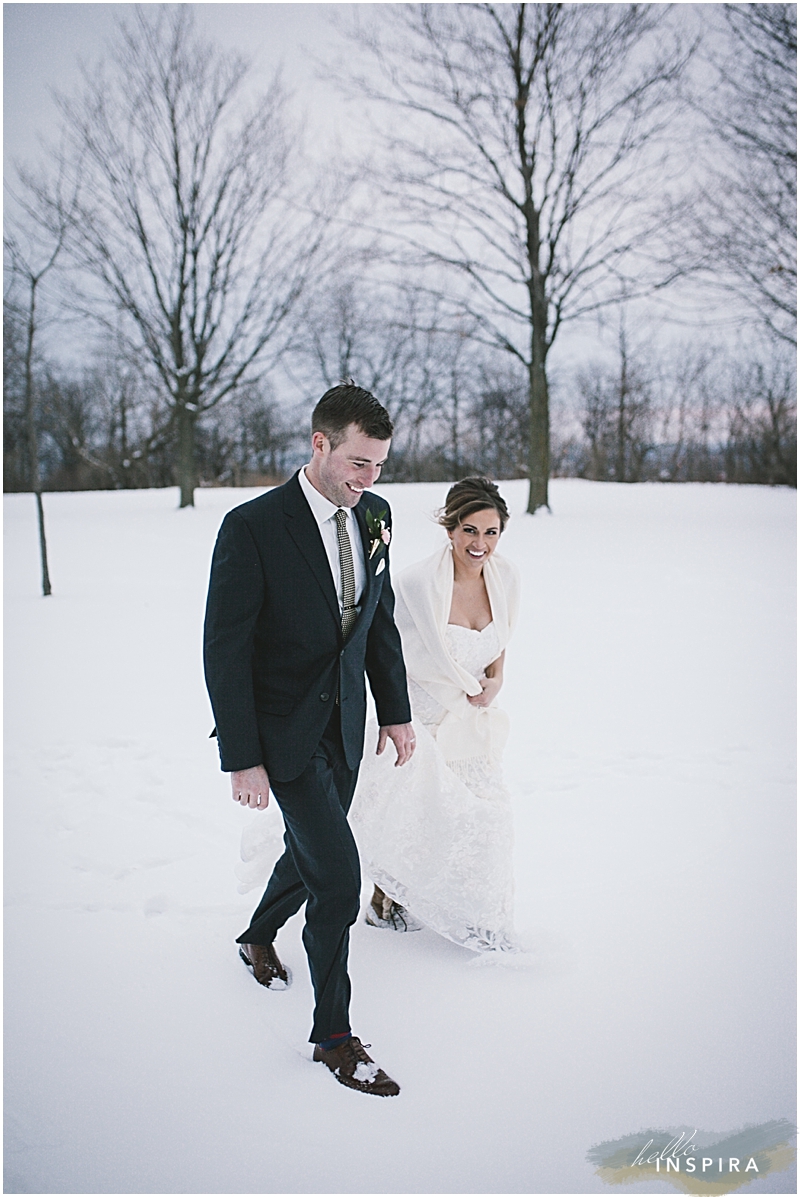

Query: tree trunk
35,491,52,596
527,357,550,512
524,203,550,513
617,383,627,483
23,278,52,596
617,325,628,483
451,372,460,480
177,403,197,508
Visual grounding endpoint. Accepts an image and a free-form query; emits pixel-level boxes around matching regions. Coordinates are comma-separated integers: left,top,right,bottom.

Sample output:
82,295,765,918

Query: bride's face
448,507,502,573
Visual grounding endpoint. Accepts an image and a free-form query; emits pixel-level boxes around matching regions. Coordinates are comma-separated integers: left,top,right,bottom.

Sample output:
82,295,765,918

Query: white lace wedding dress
350,620,517,953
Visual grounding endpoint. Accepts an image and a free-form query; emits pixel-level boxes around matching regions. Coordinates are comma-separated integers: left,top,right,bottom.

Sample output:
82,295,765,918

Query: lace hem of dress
370,864,519,954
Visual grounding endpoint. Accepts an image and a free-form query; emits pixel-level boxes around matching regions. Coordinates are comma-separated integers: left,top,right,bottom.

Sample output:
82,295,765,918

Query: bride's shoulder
398,546,449,585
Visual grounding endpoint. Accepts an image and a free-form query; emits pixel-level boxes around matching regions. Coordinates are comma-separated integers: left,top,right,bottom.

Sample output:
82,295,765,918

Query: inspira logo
630,1129,759,1175
586,1119,796,1195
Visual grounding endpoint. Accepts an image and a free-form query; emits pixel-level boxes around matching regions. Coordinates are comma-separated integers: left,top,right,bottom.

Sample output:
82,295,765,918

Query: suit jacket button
320,692,329,702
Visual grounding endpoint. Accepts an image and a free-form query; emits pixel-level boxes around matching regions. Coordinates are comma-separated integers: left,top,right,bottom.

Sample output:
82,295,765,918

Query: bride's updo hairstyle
437,477,510,533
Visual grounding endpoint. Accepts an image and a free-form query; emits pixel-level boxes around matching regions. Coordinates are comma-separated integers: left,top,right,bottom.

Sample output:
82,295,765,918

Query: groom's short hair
312,382,394,449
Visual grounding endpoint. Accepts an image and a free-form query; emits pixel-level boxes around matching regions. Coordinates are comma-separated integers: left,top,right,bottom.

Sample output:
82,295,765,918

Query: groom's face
308,423,392,508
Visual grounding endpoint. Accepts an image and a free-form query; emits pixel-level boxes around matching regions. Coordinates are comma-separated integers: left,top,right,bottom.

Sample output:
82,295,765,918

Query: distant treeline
4,305,795,491
4,5,796,506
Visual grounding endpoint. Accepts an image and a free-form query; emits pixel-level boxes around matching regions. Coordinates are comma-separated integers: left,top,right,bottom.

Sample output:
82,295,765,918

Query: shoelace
378,895,411,930
341,1037,372,1065
387,905,411,930
340,1039,381,1085
263,946,288,979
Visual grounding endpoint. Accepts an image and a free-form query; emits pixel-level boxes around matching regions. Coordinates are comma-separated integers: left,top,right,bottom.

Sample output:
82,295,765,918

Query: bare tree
576,330,654,483
651,345,722,483
569,335,796,486
289,275,475,479
38,356,173,492
56,6,329,506
196,380,303,487
686,4,796,345
333,3,692,510
77,347,175,489
724,355,797,486
295,275,424,405
467,364,530,479
4,165,78,594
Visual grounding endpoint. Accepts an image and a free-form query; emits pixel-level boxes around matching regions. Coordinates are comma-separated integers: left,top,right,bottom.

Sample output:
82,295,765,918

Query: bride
350,477,520,953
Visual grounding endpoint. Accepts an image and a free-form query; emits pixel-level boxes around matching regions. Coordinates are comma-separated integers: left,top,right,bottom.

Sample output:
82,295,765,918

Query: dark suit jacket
203,471,411,782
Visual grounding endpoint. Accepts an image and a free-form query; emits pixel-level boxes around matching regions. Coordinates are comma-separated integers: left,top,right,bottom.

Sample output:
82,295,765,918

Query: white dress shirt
298,466,366,613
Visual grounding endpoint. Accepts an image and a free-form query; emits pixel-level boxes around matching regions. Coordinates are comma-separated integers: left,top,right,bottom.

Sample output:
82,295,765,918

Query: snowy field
4,478,796,1195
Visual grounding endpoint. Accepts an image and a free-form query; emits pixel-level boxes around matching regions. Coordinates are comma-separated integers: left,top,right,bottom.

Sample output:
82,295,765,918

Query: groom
203,383,414,1097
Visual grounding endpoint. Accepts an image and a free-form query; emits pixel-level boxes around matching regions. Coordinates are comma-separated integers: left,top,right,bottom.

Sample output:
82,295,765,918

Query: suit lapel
282,473,341,628
354,501,375,608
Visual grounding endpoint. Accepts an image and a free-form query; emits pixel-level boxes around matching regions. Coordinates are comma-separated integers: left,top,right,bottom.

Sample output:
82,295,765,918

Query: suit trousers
236,708,361,1043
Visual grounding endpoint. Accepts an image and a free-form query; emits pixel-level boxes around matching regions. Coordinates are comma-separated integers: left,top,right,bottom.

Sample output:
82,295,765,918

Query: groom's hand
376,723,416,767
231,764,270,809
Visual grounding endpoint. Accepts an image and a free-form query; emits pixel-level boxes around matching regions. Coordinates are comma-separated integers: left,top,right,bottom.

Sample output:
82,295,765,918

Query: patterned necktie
335,508,358,638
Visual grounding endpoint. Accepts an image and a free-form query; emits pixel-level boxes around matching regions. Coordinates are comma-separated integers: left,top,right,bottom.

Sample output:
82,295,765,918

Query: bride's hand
468,676,502,708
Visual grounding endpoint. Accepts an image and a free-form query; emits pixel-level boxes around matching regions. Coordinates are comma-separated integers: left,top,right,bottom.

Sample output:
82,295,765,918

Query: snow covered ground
4,479,796,1195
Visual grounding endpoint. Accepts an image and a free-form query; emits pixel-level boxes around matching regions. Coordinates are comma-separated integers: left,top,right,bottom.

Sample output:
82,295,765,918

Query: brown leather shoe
238,942,292,990
313,1036,400,1097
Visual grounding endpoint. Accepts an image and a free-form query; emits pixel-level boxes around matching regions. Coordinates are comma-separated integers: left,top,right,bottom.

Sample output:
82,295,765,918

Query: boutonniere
365,507,391,561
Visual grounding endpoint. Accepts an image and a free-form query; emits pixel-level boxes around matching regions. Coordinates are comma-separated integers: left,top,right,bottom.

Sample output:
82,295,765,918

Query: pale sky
4,3,359,173
4,3,746,369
